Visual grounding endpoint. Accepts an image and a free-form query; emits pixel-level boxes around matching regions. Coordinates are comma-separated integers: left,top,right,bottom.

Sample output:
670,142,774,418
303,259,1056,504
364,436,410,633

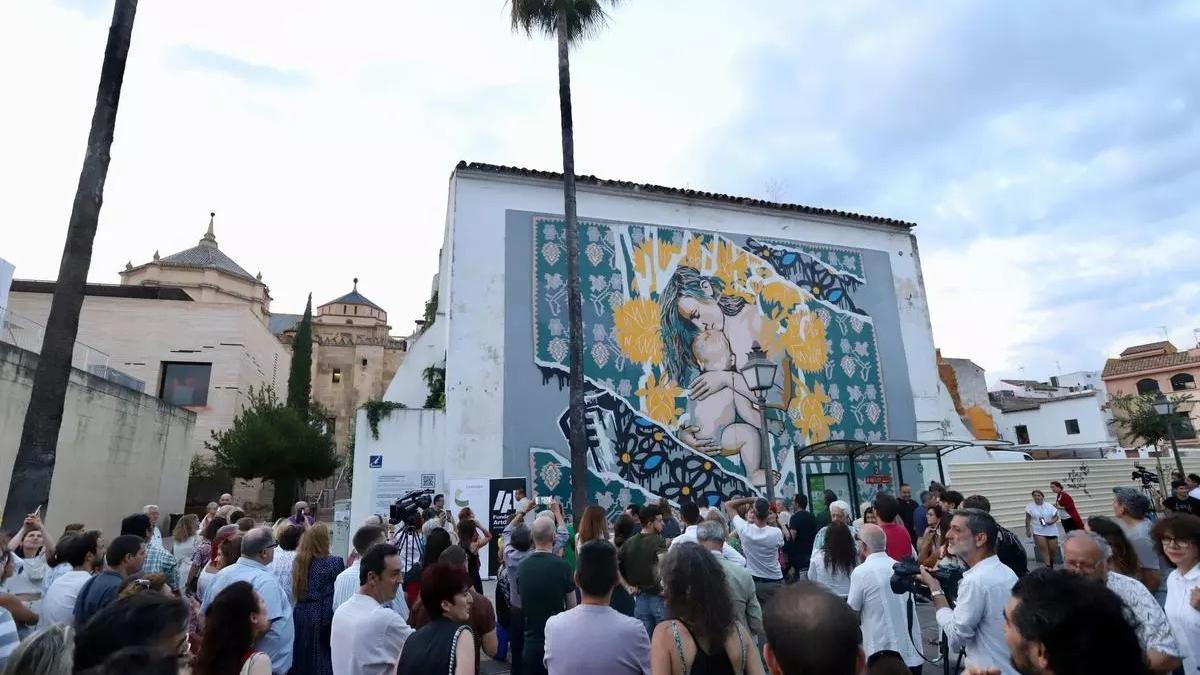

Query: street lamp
741,341,779,502
1152,393,1186,478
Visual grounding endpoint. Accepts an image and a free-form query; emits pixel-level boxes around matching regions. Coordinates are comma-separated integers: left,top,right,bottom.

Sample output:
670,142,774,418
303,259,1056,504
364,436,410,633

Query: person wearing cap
725,497,785,607
1112,486,1162,593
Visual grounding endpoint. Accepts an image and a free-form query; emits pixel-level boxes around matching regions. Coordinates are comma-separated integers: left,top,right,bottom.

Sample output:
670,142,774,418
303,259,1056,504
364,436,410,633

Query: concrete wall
0,258,12,316
946,455,1200,531
995,393,1114,449
0,342,195,538
7,291,290,507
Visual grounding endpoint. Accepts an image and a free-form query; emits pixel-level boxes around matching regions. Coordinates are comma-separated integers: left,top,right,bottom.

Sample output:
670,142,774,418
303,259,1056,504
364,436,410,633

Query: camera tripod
392,524,424,574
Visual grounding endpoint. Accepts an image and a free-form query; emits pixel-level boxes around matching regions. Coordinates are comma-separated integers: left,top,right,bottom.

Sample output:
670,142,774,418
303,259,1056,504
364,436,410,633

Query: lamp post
741,341,779,502
1152,393,1186,479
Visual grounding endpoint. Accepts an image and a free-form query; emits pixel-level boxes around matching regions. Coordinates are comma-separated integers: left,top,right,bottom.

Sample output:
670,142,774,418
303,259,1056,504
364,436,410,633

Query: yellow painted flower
781,307,827,374
713,239,753,289
680,235,711,270
635,372,685,428
788,382,835,443
760,281,806,320
614,298,664,365
630,237,681,293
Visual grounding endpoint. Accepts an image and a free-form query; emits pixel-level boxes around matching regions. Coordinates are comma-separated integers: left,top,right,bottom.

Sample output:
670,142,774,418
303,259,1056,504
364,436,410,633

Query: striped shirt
0,607,19,669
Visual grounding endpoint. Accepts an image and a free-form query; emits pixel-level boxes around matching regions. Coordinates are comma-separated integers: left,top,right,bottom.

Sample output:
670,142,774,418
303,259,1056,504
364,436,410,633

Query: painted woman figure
660,266,776,487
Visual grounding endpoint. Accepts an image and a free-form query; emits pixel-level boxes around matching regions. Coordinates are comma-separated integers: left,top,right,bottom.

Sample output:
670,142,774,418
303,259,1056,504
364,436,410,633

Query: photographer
848,525,923,674
918,509,1018,675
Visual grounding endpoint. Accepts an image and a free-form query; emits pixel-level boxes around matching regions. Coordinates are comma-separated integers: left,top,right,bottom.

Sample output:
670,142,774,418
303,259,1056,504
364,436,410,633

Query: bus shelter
793,439,1017,516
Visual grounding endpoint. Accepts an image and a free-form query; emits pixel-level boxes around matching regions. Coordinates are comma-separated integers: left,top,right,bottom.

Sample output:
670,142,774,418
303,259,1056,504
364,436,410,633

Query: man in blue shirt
202,526,294,674
74,535,145,626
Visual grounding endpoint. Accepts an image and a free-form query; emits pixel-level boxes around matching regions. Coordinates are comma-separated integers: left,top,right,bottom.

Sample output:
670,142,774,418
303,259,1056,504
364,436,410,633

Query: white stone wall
0,343,195,537
6,292,290,464
994,393,1115,449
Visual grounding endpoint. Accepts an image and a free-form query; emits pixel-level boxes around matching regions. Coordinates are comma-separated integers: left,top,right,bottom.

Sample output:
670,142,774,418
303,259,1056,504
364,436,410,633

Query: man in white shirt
143,505,163,549
1061,531,1181,673
848,524,923,674
333,526,408,620
1187,474,1200,500
918,508,1017,675
331,543,414,675
669,502,746,566
38,530,102,628
726,497,785,607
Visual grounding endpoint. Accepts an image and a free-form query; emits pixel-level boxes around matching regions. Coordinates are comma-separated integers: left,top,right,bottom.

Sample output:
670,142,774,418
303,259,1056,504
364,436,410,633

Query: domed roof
157,212,257,281
323,278,384,312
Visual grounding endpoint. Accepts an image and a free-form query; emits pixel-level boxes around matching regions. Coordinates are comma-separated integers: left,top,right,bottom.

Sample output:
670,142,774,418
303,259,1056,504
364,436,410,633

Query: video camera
389,488,434,527
890,557,963,604
1131,465,1159,486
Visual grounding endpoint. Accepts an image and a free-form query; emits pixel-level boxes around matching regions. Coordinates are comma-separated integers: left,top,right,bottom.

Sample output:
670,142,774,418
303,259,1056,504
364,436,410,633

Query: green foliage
422,291,438,332
286,294,314,414
1109,393,1194,447
509,0,617,42
363,399,407,440
189,455,221,481
206,385,339,489
343,425,355,489
423,364,446,409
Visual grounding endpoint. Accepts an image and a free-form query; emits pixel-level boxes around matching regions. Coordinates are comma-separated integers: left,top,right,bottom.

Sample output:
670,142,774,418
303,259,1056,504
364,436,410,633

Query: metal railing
0,308,144,392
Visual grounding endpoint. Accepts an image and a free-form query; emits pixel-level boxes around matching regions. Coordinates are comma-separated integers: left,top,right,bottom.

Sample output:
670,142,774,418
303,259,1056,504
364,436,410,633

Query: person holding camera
918,508,1018,675
848,525,924,674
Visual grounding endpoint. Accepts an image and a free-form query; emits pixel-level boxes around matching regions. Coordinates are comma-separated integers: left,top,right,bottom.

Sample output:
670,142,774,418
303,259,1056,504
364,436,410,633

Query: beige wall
7,291,290,470
122,264,272,322
0,343,195,538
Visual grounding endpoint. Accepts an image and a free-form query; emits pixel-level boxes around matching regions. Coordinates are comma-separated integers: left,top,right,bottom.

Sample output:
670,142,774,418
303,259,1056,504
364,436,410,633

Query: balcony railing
0,308,145,392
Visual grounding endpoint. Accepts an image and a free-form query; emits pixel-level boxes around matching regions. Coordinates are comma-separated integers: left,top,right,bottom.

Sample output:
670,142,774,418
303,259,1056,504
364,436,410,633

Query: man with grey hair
697,520,763,640
202,526,295,673
813,500,856,552
516,515,577,675
142,505,163,548
1112,486,1162,593
1062,530,1181,673
849,524,923,674
918,509,1017,675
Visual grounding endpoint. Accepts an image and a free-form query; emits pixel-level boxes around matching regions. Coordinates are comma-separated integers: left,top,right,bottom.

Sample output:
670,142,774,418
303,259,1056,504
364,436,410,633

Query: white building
989,389,1117,456
352,162,992,527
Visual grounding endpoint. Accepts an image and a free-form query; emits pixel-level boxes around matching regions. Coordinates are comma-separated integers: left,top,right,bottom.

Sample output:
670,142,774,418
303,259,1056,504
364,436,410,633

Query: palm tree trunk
2,0,138,532
557,3,589,520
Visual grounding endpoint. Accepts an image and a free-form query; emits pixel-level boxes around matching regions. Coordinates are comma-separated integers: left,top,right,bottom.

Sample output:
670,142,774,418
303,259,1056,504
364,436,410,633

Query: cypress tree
287,294,313,414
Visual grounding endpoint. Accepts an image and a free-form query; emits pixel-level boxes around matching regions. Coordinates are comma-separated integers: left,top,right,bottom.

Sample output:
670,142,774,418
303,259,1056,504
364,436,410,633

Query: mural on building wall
531,217,891,510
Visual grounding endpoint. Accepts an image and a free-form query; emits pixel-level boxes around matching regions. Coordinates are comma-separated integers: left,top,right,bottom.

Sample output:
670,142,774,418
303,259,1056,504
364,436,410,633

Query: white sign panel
449,478,491,577
371,472,423,518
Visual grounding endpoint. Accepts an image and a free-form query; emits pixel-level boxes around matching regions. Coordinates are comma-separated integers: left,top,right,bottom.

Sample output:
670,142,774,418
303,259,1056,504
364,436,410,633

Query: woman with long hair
194,581,271,675
290,523,343,675
198,527,240,602
406,528,452,610
651,543,764,675
917,505,947,568
172,514,200,588
189,517,228,595
1050,481,1084,532
806,522,856,598
1088,516,1141,578
1025,489,1060,568
455,518,491,595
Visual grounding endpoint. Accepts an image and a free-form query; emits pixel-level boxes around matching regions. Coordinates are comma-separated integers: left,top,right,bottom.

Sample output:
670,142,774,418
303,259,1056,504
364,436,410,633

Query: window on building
1173,413,1198,440
361,358,368,367
1171,373,1196,391
1064,419,1080,435
1015,425,1030,445
325,417,336,436
1136,378,1160,395
159,362,211,407
332,368,342,383
354,306,358,315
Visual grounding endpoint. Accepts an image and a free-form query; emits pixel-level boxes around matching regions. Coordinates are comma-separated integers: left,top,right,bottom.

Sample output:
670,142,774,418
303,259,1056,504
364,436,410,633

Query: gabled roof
455,161,917,230
1119,341,1175,357
321,279,384,313
147,213,259,283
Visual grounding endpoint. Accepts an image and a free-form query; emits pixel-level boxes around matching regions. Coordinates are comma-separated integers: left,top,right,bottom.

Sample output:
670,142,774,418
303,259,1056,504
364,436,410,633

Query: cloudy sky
3,1,1198,383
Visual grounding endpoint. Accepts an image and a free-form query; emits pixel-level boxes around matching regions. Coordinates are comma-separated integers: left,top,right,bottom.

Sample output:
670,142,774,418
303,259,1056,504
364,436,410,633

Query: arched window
1171,373,1196,391
1136,378,1160,395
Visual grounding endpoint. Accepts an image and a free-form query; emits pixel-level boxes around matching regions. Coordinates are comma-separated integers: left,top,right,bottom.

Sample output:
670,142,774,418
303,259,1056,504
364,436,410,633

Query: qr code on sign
420,474,437,489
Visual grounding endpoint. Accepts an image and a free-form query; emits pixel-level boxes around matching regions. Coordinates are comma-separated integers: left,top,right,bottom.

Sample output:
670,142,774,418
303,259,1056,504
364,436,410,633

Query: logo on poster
493,491,517,513
368,455,383,469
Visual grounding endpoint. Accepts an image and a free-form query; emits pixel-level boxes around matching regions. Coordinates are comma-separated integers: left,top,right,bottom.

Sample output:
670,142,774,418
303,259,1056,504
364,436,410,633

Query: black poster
487,476,527,577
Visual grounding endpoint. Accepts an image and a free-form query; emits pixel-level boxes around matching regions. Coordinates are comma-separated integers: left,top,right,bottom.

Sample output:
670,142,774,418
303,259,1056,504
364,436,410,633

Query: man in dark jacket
962,494,1028,577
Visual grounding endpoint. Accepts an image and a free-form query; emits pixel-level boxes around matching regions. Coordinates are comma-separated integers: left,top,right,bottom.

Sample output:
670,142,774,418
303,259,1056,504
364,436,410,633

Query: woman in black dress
397,562,477,675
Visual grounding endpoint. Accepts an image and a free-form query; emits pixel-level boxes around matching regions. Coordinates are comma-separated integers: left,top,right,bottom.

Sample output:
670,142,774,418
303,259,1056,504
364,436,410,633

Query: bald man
848,524,924,673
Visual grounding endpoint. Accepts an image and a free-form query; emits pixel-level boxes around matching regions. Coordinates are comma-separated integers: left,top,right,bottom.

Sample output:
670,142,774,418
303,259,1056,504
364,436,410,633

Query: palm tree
509,0,617,519
2,0,138,532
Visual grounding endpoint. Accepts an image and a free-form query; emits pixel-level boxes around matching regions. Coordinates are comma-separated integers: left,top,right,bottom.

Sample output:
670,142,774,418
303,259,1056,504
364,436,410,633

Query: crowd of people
0,476,1197,674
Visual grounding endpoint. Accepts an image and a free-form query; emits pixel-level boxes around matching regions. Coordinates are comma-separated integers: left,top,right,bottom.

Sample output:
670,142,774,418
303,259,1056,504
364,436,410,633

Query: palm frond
508,0,619,43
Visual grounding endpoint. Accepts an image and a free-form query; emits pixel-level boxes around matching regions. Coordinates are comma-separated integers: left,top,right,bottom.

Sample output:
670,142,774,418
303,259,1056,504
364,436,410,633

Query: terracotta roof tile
455,161,917,230
1102,351,1200,378
1119,340,1175,357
